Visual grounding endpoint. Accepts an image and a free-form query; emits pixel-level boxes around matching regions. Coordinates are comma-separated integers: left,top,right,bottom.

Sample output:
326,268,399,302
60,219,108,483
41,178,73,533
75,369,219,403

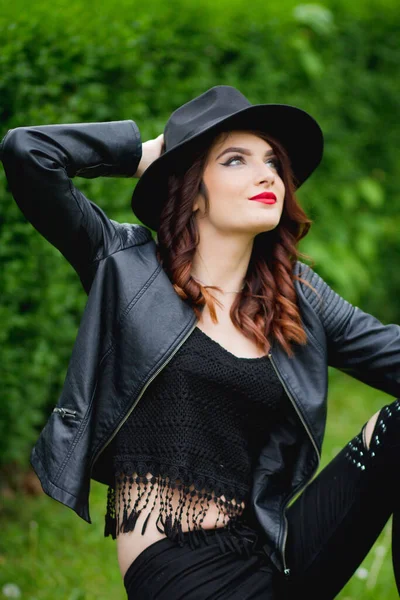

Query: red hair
155,128,316,357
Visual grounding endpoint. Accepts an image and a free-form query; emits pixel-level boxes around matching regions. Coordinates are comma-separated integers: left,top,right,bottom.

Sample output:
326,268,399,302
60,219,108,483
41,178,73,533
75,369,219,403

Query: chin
256,220,279,232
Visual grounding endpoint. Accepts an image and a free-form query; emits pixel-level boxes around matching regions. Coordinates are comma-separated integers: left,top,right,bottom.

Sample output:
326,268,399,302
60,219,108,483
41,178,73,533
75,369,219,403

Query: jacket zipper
89,321,320,573
90,319,199,471
267,350,320,576
53,407,77,418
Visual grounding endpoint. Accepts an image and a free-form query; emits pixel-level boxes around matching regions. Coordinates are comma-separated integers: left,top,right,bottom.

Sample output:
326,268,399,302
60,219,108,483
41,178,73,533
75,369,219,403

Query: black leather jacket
1,121,400,574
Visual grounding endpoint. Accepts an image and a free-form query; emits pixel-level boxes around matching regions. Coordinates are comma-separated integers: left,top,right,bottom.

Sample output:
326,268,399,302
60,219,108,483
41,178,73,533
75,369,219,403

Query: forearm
0,120,143,281
0,119,142,186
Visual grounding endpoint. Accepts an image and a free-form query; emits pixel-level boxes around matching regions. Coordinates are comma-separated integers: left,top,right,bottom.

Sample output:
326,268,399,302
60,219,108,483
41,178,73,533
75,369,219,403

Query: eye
266,157,280,171
221,154,281,170
221,154,244,166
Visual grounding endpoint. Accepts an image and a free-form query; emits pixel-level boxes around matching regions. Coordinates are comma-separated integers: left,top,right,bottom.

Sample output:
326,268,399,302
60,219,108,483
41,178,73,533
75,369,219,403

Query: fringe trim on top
104,466,250,557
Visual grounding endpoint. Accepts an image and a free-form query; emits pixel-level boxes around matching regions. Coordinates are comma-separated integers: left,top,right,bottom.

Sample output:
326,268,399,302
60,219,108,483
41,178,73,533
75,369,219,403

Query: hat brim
131,103,323,231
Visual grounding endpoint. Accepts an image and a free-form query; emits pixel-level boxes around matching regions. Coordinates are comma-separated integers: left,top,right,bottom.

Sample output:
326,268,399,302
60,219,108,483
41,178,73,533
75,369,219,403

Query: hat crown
165,86,252,151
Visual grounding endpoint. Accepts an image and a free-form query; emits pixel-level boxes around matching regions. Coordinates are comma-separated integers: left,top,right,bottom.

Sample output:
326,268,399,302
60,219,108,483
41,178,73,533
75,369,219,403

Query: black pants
124,399,400,599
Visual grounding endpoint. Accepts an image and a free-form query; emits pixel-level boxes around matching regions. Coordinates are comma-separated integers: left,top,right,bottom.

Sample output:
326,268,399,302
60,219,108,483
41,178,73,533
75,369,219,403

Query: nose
255,162,275,186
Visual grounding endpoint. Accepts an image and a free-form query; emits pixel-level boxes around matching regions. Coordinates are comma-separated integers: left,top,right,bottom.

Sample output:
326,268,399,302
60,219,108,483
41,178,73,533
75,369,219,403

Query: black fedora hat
131,85,323,231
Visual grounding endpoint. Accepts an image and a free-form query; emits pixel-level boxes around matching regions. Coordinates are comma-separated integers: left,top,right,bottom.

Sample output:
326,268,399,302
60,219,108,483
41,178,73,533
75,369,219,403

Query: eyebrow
216,146,275,160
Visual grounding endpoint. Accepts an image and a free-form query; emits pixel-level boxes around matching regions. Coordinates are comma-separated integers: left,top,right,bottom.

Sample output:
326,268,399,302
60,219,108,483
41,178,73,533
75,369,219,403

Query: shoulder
293,260,355,331
110,221,154,250
293,260,324,301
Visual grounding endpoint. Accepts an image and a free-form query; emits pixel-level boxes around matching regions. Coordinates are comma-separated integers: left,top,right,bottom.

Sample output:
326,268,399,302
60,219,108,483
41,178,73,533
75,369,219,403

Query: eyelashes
221,154,280,171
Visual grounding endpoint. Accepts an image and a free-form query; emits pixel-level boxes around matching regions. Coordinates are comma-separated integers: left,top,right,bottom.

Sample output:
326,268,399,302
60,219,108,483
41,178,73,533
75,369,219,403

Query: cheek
277,177,285,198
208,174,239,204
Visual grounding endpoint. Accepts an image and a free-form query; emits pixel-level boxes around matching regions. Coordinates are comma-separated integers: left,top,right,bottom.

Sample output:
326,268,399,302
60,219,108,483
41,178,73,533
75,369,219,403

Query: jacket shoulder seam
294,260,355,336
91,222,153,264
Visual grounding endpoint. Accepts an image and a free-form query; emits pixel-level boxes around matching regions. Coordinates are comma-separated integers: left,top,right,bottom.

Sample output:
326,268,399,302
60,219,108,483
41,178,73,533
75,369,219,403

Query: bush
0,0,399,469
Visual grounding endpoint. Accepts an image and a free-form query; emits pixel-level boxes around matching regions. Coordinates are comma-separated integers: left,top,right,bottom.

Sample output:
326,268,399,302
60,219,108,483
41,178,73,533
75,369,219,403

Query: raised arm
0,120,143,292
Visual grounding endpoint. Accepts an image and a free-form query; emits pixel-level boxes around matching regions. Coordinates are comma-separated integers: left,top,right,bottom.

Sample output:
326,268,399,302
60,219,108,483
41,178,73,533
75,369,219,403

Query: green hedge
0,0,399,468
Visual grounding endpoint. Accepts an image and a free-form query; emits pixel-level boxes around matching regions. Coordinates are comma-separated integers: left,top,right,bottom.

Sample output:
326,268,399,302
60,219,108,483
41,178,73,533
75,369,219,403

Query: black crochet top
103,325,290,555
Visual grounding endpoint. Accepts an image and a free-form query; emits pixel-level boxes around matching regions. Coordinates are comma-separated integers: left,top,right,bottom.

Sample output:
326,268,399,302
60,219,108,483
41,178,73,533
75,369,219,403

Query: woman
1,85,400,599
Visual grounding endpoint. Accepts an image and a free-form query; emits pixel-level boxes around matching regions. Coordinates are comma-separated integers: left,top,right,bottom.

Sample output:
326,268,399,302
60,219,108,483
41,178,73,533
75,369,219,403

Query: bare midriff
116,473,245,578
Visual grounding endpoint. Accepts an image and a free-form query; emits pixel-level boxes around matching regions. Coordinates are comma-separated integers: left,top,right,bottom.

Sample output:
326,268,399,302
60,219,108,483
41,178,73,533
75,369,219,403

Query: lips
249,192,277,204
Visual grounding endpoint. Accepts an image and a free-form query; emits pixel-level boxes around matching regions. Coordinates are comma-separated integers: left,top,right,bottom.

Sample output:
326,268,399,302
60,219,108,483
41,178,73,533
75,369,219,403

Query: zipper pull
53,407,77,418
284,568,291,577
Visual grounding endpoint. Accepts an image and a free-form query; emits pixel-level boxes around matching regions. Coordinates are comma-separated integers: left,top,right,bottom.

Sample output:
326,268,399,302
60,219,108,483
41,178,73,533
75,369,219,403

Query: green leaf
357,177,385,208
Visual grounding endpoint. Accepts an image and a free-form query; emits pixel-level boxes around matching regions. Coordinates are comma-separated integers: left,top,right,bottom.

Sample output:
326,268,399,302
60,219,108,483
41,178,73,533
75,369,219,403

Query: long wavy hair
155,128,316,358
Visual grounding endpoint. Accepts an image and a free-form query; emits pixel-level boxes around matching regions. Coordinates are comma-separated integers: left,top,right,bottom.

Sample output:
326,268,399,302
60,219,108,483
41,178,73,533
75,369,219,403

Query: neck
191,231,253,293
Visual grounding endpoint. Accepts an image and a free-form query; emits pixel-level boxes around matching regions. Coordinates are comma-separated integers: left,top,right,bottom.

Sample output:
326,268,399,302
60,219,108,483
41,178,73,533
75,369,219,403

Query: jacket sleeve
0,120,143,291
297,262,400,398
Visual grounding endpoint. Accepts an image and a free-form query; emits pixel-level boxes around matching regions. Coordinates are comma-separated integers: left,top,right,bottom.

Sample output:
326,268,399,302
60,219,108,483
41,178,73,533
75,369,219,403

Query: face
192,130,285,238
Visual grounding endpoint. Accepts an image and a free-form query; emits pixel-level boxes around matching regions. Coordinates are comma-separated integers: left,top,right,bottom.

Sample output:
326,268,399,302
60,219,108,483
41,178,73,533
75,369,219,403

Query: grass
0,369,398,599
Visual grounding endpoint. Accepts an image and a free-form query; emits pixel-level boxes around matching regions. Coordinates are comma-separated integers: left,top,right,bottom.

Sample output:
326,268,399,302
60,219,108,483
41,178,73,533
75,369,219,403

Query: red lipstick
249,192,277,204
